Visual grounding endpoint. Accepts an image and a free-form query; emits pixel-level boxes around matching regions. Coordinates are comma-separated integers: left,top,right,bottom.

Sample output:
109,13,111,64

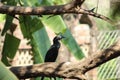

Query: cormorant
41,35,65,80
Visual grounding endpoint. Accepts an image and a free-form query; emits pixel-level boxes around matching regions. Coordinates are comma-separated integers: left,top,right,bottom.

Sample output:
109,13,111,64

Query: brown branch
9,40,120,80
0,0,85,15
73,8,114,24
0,0,114,24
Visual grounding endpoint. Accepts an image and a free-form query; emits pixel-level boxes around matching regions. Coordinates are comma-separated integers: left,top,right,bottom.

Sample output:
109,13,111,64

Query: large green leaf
62,29,84,59
32,27,51,63
19,16,42,39
0,61,18,80
1,33,20,65
41,16,66,33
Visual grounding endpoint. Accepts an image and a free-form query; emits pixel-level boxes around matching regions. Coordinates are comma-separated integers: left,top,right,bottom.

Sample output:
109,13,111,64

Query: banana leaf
0,61,18,80
32,27,51,63
1,33,20,66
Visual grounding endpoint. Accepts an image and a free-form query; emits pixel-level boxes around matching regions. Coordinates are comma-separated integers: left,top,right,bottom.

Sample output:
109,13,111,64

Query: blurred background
0,0,120,80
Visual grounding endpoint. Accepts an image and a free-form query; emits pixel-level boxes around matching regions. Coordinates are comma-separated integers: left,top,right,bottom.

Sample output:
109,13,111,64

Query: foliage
1,33,20,66
0,61,18,80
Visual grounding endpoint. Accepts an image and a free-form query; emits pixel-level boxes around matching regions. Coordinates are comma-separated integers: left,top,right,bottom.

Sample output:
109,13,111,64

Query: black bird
41,35,65,80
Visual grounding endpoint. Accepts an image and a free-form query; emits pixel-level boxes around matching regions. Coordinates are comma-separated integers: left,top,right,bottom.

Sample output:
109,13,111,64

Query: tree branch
0,0,113,24
9,40,120,80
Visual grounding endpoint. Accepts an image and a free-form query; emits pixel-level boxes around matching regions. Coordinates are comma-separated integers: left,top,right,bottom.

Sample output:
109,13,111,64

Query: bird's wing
44,45,58,62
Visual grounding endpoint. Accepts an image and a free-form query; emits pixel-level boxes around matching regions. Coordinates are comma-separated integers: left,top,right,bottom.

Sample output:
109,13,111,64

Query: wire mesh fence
97,30,120,80
12,49,33,66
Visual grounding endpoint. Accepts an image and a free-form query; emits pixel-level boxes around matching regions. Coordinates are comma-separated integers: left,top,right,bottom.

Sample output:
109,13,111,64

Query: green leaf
1,33,20,65
0,61,18,80
1,56,10,66
19,16,30,38
41,15,66,33
52,0,63,5
19,16,42,39
62,29,85,59
2,0,17,5
0,14,5,22
30,17,44,33
1,15,14,36
20,0,40,6
32,27,51,63
40,0,53,6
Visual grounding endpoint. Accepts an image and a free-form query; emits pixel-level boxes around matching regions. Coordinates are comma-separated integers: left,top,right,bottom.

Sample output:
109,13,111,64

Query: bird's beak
60,36,65,40
57,34,65,40
62,36,65,39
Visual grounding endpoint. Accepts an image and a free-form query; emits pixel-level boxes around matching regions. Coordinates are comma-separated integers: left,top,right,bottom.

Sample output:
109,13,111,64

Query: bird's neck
53,41,60,48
